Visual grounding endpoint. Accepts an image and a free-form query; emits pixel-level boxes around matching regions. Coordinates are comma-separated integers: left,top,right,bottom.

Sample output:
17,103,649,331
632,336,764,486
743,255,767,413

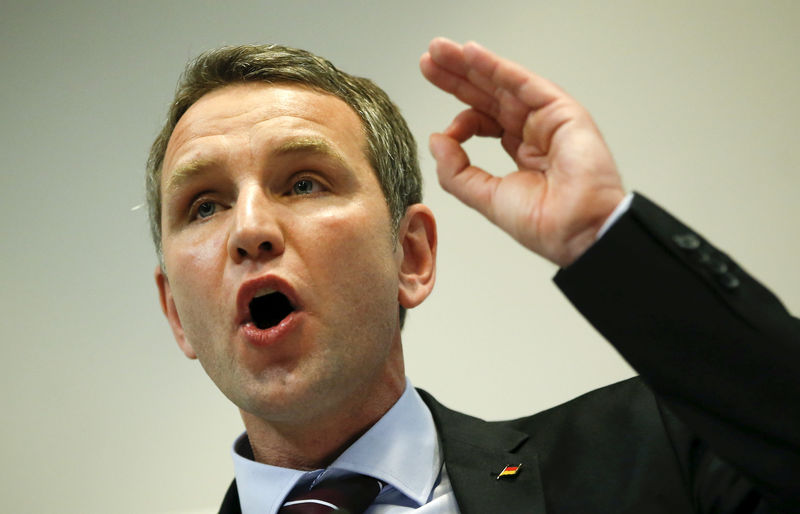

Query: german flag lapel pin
496,463,523,480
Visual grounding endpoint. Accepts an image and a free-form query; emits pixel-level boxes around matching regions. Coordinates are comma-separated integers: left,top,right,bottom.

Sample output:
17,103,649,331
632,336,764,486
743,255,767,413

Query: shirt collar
231,379,440,514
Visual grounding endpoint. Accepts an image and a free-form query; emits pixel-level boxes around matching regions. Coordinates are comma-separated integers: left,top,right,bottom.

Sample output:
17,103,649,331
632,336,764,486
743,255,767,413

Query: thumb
429,132,498,217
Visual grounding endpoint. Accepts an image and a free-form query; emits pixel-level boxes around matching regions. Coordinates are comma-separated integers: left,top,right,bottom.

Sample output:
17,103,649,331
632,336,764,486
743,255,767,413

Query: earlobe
154,266,197,360
397,204,437,309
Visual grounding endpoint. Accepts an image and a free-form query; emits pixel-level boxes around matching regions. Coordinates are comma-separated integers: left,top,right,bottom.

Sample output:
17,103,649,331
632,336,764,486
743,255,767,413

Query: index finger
461,41,564,111
421,39,498,116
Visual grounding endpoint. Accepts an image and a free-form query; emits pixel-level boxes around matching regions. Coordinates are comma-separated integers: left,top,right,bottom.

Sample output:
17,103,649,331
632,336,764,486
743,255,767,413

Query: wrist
557,190,629,267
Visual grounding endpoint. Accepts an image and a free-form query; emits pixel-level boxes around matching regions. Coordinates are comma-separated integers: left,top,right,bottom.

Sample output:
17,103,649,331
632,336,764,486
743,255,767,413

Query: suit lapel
218,479,240,514
418,389,546,514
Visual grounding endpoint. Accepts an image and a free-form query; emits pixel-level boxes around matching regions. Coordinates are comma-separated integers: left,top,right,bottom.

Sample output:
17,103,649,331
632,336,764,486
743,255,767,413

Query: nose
227,185,285,262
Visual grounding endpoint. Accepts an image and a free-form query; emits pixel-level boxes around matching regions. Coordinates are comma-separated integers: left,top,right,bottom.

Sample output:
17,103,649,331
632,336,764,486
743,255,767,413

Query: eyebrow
164,158,216,196
164,137,350,195
272,136,349,166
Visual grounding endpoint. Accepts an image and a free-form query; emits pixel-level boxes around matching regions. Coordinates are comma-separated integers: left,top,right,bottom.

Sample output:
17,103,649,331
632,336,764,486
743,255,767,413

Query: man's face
156,83,411,424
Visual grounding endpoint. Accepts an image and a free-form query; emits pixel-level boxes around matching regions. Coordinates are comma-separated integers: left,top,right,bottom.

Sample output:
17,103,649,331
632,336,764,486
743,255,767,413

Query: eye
193,200,218,219
291,177,324,196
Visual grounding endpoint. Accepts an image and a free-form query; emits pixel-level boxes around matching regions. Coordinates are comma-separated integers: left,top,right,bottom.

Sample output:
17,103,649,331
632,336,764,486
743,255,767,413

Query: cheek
298,205,399,307
167,228,228,281
310,204,394,264
164,229,229,322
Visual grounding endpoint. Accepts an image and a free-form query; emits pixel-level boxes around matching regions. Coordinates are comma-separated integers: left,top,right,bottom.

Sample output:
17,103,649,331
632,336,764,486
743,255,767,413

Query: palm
420,38,624,266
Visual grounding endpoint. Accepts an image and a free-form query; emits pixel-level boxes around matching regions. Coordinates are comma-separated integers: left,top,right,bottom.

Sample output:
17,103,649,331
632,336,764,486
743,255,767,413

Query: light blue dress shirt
231,379,461,513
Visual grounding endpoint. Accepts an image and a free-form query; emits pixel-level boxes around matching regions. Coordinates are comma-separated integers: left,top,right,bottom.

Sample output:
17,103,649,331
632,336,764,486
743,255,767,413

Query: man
148,38,799,513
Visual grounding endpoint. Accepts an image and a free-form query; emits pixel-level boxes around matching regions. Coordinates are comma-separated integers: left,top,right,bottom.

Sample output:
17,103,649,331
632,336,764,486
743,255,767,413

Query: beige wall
2,1,799,512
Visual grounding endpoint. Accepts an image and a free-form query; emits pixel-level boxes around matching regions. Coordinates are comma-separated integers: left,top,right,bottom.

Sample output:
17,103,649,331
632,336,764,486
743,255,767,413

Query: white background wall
2,1,799,512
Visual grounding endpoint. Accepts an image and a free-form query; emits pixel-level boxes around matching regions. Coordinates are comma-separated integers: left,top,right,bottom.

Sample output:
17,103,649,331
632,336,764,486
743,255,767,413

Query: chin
228,371,337,423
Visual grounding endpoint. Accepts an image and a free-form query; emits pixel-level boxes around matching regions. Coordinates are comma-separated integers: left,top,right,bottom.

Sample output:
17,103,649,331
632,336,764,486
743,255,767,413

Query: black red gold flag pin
496,463,523,480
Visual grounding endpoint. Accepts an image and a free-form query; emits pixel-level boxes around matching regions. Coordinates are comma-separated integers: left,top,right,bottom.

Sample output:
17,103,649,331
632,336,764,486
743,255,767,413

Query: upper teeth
253,288,276,299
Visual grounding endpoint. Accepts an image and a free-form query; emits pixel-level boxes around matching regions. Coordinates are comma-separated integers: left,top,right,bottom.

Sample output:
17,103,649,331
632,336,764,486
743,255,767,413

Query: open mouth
249,291,295,329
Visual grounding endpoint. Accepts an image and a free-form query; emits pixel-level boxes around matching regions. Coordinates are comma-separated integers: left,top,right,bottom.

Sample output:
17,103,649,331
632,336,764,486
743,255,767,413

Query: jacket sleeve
553,192,800,512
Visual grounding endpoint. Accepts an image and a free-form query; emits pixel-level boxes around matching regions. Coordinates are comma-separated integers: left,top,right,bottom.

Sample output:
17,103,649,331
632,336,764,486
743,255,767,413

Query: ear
396,204,437,309
155,266,197,359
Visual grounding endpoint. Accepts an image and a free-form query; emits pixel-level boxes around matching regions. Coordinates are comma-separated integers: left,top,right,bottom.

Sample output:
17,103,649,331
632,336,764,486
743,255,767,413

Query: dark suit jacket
219,194,800,513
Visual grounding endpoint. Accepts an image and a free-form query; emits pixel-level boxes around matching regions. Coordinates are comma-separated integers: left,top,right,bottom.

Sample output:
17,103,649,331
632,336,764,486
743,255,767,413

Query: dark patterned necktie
278,474,384,513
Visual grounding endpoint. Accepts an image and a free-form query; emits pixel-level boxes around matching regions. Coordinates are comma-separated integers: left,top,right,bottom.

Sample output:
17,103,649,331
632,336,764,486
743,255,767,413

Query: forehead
162,82,369,178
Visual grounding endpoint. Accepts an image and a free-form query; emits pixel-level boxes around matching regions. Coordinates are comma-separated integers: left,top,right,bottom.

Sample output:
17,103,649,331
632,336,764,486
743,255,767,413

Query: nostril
236,241,273,258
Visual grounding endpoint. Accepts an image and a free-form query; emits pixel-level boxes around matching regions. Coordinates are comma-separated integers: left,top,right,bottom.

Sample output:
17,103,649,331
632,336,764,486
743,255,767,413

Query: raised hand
420,37,626,267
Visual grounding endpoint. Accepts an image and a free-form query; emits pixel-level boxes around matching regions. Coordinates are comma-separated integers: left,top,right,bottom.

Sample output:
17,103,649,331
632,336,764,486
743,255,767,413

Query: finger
425,39,553,138
430,38,539,110
421,42,497,115
422,52,529,137
501,132,522,160
445,109,523,165
420,53,494,113
429,132,499,218
427,37,468,77
462,41,564,111
444,108,503,143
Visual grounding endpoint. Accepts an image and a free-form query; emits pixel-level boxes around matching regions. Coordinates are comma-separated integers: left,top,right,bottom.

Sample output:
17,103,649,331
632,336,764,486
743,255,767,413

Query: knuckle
437,175,456,194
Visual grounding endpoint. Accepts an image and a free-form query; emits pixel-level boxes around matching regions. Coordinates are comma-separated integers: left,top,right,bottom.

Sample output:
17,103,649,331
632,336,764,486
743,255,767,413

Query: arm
556,193,800,511
421,37,800,510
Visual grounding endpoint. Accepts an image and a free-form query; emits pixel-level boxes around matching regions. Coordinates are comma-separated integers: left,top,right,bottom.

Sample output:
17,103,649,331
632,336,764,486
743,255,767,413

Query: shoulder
419,377,676,463
419,376,658,432
504,376,662,435
419,379,695,510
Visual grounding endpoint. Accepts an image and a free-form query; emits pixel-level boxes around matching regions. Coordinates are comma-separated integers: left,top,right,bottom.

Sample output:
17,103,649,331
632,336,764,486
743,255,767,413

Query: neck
240,346,406,470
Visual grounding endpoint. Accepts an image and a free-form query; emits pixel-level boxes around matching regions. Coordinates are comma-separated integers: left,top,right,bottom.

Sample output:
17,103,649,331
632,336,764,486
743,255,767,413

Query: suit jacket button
707,258,728,274
673,233,701,250
719,273,740,289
